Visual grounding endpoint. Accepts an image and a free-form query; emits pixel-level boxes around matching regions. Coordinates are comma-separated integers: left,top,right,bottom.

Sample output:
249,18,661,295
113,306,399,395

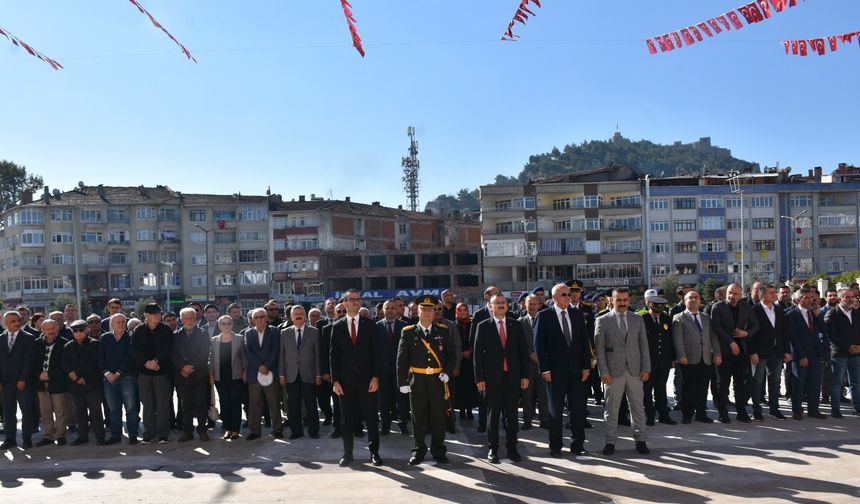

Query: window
795,216,812,228
607,216,641,230
652,265,671,276
751,196,774,207
700,260,726,274
215,274,236,286
137,229,157,241
495,222,513,234
650,221,668,232
751,218,775,229
552,198,570,210
238,206,266,221
50,209,72,221
572,218,603,231
752,240,775,251
674,220,696,231
160,229,178,241
191,275,208,287
494,200,512,211
163,272,181,287
137,250,159,263
610,195,640,207
674,198,696,210
110,252,128,265
576,263,642,280
795,238,813,250
273,239,286,250
699,198,723,209
191,254,207,265
675,242,698,253
398,223,407,234
650,243,669,254
214,251,236,264
239,230,265,241
80,231,104,244
553,219,571,232
21,230,45,245
137,273,158,289
700,240,725,252
520,197,536,209
82,253,105,265
605,239,641,253
23,275,49,292
136,207,157,220
649,199,667,210
110,273,131,290
524,219,536,232
160,250,178,263
790,195,812,207
51,253,75,265
80,209,103,222
727,241,744,252
158,207,178,221
584,240,601,254
214,231,236,243
213,210,236,221
189,209,207,222
108,230,129,244
677,264,697,275
53,275,74,291
240,270,268,285
239,250,267,263
20,255,43,267
726,219,742,230
699,216,724,230
726,197,743,208
190,231,207,244
108,208,128,223
819,214,856,227
583,195,602,208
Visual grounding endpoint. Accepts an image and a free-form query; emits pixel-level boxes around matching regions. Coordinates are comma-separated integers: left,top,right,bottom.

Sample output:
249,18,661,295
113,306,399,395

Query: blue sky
1,1,857,209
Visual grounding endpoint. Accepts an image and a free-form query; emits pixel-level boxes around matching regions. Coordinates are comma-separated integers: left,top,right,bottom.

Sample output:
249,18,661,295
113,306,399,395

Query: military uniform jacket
396,322,458,387
642,312,676,370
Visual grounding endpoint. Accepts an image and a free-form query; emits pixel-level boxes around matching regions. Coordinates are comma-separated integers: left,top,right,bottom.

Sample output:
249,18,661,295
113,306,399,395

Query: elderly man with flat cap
131,303,174,444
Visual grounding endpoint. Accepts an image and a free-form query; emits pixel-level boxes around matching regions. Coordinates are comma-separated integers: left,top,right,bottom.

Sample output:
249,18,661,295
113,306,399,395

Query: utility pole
402,126,420,212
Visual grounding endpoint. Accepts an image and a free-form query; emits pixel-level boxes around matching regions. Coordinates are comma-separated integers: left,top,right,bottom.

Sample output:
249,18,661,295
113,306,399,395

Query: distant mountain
425,133,759,215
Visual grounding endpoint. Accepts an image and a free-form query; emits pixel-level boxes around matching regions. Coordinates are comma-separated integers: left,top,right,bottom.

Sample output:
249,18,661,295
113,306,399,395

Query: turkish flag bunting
738,5,754,23
513,14,526,25
521,4,536,16
770,0,786,11
789,0,796,6
690,25,704,41
727,11,745,29
680,28,695,46
791,40,798,54
813,38,826,55
531,0,541,6
784,40,790,54
698,22,713,37
672,32,683,48
654,37,667,52
0,24,63,70
828,36,838,51
339,0,365,57
127,0,196,62
748,3,765,22
799,40,808,56
646,39,658,54
757,0,772,18
500,0,542,42
707,19,722,34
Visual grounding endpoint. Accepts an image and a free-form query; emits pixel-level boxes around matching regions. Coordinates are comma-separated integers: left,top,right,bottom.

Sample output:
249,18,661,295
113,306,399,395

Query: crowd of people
1,279,858,465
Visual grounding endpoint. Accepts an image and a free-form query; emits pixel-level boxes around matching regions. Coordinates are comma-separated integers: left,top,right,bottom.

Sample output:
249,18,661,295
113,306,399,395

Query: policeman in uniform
641,289,677,426
397,296,458,465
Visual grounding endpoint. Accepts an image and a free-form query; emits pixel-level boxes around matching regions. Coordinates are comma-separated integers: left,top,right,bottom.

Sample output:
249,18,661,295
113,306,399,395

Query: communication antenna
402,126,420,212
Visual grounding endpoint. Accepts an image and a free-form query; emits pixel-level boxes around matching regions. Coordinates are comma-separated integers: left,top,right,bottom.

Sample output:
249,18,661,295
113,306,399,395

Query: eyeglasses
71,327,87,333
266,307,278,311
346,297,361,302
336,310,346,314
557,293,570,297
251,315,266,320
218,321,233,326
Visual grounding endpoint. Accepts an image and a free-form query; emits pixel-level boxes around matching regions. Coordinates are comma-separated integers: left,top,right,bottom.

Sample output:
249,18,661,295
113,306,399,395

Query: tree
656,274,680,305
133,297,156,319
49,294,92,318
0,160,44,216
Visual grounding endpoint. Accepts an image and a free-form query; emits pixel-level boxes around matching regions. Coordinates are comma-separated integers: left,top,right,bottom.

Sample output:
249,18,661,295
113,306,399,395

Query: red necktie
498,320,508,372
351,318,357,347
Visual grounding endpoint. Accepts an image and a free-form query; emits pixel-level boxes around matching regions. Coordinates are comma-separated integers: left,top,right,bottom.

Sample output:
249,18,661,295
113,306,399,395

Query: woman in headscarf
453,303,478,420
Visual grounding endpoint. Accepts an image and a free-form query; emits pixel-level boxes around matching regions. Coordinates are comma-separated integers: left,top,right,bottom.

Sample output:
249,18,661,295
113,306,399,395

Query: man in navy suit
468,286,500,433
1,311,36,449
534,283,592,458
474,294,530,463
787,287,828,419
244,308,283,439
331,289,382,467
375,299,409,436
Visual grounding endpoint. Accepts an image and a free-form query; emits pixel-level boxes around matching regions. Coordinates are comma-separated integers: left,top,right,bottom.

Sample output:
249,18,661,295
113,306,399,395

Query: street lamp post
728,174,746,289
160,261,175,310
780,209,808,282
194,224,213,304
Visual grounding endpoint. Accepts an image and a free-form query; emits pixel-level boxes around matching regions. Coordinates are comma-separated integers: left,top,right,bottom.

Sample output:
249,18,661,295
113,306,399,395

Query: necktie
619,312,628,337
498,320,508,372
387,321,394,344
806,310,814,332
8,333,15,352
561,311,572,346
296,328,302,350
693,313,702,333
350,318,357,347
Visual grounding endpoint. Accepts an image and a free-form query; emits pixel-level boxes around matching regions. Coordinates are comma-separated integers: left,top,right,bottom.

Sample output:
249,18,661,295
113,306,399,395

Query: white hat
644,289,668,304
257,371,274,387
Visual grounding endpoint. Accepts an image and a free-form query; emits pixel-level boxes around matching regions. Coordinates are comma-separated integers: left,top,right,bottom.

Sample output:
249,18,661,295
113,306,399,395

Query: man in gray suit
595,288,651,456
279,306,321,439
672,291,722,424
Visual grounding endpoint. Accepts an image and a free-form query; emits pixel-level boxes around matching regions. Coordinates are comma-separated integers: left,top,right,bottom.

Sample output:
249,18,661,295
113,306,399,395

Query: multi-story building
268,195,483,303
480,166,644,292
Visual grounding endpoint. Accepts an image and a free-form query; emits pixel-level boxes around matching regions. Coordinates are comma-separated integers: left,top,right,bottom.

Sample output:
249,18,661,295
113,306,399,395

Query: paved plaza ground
2,394,859,504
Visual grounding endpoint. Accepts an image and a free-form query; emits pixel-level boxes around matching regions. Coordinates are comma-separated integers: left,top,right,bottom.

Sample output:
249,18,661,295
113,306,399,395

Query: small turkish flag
828,36,838,52
646,39,658,54
814,38,826,55
672,32,682,48
770,0,786,12
708,18,723,34
791,40,798,54
680,28,695,46
784,40,790,54
799,40,808,56
689,25,703,41
697,22,713,37
757,0,772,18
748,2,765,22
654,37,667,52
788,0,796,6
738,5,755,24
796,227,801,234
726,11,744,29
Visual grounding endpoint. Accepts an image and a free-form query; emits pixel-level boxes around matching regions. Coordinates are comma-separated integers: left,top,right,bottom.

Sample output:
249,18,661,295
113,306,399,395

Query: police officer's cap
565,279,583,291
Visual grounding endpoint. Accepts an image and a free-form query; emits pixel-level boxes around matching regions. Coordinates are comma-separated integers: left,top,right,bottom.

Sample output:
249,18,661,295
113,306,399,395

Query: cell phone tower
402,126,420,212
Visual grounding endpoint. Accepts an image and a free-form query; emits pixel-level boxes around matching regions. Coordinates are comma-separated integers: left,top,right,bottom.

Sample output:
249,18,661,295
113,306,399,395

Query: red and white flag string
784,30,860,56
340,0,365,57
0,25,63,70
501,0,542,41
127,0,196,62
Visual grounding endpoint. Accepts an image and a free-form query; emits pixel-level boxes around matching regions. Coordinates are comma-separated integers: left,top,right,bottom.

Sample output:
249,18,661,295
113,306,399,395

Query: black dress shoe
36,438,54,447
521,422,532,431
584,419,593,429
770,410,786,420
476,424,486,433
508,448,522,462
635,441,650,455
338,455,353,467
309,432,319,439
488,449,500,463
550,450,562,458
330,430,342,439
273,431,284,439
659,416,678,425
434,454,450,464
681,417,692,425
408,455,423,465
289,433,303,440
602,444,615,456
246,433,261,441
0,441,18,450
56,437,67,446
323,417,332,426
22,439,33,449
370,453,383,466
695,416,714,423
70,437,89,446
753,412,765,422
646,417,655,427
736,413,752,423
571,447,589,456
719,415,731,424
105,437,121,445
808,412,828,420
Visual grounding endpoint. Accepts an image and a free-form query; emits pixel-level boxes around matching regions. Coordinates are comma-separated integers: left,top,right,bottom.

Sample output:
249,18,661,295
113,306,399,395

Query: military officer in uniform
397,296,458,465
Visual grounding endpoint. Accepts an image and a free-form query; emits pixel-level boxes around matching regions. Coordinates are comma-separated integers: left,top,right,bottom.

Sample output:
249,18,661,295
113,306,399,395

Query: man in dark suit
750,284,791,420
672,291,722,424
244,308,283,439
642,290,676,425
474,294,530,463
534,283,592,458
824,287,860,418
330,289,382,467
1,310,37,449
375,300,409,436
710,283,760,423
519,295,549,430
317,303,345,432
63,319,106,446
468,285,500,433
173,308,212,442
787,287,828,419
279,305,321,439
